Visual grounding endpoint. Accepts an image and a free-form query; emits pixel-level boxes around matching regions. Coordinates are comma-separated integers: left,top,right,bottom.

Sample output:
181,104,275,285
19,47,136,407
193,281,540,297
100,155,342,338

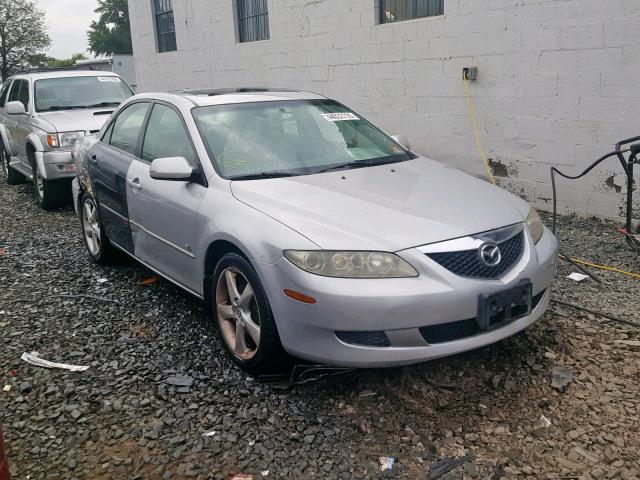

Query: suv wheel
0,139,24,185
212,253,290,375
31,161,65,210
80,194,116,264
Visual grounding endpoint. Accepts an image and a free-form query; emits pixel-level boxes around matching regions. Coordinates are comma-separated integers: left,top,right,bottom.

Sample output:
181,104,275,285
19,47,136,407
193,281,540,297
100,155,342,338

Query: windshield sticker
97,76,121,83
321,112,360,122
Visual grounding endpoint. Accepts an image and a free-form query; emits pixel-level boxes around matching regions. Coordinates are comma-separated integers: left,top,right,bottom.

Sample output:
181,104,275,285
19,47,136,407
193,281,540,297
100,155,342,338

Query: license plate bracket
477,280,532,331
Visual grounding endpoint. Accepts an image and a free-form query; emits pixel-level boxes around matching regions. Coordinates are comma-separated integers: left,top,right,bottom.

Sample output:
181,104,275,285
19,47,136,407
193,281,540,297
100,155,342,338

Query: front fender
0,125,12,156
26,133,47,179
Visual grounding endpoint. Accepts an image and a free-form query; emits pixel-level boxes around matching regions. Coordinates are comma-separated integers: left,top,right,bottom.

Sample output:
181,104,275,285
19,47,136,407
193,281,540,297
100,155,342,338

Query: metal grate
154,0,177,53
380,0,444,24
426,232,524,279
335,330,391,348
237,0,270,43
419,289,547,344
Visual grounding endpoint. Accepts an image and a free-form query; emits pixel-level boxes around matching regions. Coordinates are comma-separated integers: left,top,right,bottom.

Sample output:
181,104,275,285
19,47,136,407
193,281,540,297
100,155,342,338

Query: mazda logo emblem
479,243,502,267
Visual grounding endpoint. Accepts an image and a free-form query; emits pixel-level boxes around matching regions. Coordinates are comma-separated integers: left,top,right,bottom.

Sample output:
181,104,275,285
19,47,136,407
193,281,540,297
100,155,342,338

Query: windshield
192,99,414,179
34,76,133,112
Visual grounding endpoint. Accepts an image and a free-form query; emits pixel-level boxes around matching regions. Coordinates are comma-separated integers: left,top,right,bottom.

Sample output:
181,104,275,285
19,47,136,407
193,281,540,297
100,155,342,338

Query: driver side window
109,102,149,155
141,104,196,164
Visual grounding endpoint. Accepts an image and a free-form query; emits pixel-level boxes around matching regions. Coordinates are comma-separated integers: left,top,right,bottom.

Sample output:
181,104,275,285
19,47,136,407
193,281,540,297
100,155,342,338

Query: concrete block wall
128,0,640,219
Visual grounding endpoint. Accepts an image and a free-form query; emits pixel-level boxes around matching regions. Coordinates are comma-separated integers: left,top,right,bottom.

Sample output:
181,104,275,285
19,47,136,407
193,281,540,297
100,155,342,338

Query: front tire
31,161,66,210
0,140,25,185
80,194,117,264
212,253,289,375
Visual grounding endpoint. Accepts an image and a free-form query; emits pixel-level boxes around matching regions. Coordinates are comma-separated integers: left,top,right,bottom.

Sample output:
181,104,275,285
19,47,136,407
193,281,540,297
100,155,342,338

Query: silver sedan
72,89,558,374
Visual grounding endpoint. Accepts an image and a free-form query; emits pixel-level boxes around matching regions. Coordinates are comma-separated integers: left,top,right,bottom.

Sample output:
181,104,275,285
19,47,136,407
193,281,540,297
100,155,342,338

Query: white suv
0,71,132,209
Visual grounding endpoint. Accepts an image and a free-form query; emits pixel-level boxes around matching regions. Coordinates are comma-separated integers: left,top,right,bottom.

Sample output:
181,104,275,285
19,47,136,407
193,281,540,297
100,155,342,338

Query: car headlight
284,250,419,278
57,131,86,148
526,208,544,244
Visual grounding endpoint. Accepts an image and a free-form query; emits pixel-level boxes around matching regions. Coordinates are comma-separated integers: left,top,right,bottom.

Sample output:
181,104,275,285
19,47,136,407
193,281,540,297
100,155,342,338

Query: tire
0,139,25,185
212,253,290,375
80,194,117,264
31,160,67,210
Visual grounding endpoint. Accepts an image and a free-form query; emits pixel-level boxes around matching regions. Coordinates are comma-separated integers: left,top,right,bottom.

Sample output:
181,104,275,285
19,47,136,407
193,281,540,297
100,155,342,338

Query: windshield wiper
231,171,301,180
39,105,83,111
83,101,121,108
316,158,401,174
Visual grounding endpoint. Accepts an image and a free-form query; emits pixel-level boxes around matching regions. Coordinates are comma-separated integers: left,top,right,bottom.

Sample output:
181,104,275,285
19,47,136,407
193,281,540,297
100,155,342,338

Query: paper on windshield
97,76,121,83
320,112,359,122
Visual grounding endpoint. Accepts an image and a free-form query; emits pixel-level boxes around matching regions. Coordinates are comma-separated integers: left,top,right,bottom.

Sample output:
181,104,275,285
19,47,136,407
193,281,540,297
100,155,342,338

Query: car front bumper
38,150,76,180
257,225,558,368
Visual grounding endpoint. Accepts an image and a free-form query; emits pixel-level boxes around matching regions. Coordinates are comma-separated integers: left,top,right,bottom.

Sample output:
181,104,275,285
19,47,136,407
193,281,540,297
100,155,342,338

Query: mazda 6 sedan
72,88,558,374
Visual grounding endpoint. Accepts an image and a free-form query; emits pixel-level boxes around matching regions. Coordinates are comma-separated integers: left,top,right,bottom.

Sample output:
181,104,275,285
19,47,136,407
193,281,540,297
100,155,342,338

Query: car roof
133,88,328,107
10,70,121,81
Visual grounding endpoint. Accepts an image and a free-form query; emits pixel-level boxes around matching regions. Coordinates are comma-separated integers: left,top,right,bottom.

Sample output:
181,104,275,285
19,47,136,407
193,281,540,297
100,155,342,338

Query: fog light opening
283,289,317,304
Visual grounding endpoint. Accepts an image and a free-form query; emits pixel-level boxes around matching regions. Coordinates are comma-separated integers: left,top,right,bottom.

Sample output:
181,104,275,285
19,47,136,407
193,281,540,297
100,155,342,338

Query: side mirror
391,134,411,151
6,101,26,115
149,157,195,181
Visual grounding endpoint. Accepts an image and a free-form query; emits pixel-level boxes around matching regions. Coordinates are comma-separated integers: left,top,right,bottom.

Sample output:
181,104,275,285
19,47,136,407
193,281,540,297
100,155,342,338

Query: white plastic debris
21,352,89,372
567,272,589,282
3,385,10,392
540,415,552,428
261,470,269,477
201,430,217,438
97,278,108,284
379,456,395,471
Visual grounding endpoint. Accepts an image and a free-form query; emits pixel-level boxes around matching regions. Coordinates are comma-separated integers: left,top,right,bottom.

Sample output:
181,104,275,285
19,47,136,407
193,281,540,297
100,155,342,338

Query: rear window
34,76,132,112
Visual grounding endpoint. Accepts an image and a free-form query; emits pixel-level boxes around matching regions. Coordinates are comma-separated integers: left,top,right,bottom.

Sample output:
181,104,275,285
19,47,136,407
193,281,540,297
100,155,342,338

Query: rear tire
31,160,67,210
212,253,290,375
80,194,117,264
0,140,25,185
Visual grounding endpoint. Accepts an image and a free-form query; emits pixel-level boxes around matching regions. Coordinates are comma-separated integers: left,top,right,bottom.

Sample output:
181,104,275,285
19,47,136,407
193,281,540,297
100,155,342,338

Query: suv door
90,101,150,253
126,102,207,293
7,79,31,162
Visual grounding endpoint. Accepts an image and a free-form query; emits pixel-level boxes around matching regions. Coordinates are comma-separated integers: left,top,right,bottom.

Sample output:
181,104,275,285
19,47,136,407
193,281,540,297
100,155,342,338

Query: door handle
127,178,142,190
89,155,98,164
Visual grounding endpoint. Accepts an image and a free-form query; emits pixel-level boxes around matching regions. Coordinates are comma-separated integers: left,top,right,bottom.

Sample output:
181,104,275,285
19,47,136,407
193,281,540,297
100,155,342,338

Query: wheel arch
202,239,252,311
0,124,12,156
25,135,48,179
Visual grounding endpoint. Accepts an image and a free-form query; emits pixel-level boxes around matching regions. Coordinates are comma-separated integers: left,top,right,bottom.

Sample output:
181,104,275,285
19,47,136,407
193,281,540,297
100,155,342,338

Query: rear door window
109,102,149,155
0,81,12,107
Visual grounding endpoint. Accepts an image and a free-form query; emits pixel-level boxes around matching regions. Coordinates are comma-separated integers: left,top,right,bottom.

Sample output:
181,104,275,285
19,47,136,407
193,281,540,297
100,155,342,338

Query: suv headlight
526,208,544,244
284,250,418,278
52,131,86,149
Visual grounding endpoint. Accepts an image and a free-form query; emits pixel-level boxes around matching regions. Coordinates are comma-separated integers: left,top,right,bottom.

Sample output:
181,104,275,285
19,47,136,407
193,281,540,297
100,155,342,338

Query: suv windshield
192,99,414,180
34,76,133,112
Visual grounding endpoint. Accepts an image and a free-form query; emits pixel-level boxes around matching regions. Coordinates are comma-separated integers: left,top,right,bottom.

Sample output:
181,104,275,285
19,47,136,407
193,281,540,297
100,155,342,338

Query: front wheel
80,195,117,264
31,162,67,210
212,253,289,375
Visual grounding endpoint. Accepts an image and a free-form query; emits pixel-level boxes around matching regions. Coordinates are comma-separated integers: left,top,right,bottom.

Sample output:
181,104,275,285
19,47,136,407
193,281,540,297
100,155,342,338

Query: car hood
38,108,114,133
230,158,530,251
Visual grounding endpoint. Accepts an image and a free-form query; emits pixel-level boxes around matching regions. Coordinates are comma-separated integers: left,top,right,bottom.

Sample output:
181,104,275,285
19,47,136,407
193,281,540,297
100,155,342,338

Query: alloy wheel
215,267,261,360
34,168,44,200
0,149,7,179
82,199,102,256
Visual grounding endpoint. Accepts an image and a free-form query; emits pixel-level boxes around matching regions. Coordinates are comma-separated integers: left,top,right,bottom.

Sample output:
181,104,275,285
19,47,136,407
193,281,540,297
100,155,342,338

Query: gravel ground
1,180,639,480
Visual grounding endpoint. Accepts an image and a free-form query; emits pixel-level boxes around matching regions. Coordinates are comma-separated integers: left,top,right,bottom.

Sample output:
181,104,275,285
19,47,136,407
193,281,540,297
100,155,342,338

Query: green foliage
28,52,87,69
0,0,51,80
88,0,133,56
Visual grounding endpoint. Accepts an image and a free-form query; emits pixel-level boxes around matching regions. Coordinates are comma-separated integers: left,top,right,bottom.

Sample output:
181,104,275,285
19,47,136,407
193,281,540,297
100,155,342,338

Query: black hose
551,299,640,329
550,150,621,235
558,250,602,283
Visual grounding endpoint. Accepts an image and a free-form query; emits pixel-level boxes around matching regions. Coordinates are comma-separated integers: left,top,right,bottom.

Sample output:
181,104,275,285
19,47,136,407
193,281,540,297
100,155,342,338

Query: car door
90,101,150,254
0,79,13,150
126,102,207,293
3,79,24,156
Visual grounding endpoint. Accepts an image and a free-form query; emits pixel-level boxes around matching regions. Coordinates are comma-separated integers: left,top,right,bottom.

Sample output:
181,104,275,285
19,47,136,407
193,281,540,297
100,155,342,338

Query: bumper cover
39,150,75,180
257,225,558,368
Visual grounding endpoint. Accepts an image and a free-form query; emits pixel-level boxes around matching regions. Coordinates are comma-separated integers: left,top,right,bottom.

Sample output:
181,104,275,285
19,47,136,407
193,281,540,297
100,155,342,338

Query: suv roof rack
178,87,300,97
15,66,101,75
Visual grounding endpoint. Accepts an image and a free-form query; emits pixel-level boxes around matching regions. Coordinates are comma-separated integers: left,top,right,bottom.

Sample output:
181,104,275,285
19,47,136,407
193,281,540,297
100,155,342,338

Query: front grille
419,289,547,344
335,330,391,348
427,231,524,279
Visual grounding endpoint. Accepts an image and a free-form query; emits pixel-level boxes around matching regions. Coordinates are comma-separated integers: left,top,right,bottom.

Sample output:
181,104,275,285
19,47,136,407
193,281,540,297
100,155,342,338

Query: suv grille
426,231,524,279
419,289,547,344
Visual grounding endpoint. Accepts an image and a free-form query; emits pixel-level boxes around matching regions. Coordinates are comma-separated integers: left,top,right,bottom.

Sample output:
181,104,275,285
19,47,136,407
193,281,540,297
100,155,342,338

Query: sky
37,0,99,59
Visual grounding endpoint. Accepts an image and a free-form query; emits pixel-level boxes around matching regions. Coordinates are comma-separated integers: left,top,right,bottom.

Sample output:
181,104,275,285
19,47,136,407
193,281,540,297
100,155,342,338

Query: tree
27,52,87,69
88,0,133,56
0,0,51,81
